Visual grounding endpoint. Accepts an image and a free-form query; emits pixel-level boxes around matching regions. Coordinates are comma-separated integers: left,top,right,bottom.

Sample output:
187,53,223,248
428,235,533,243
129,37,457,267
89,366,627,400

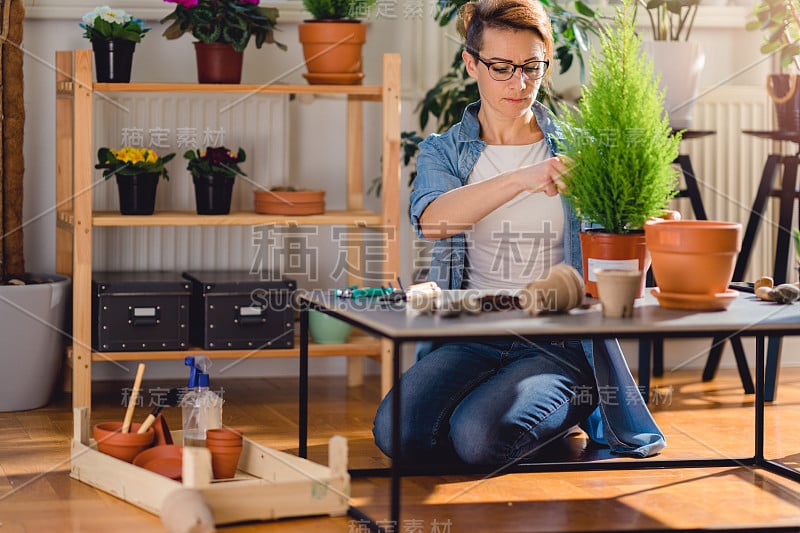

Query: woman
372,0,666,466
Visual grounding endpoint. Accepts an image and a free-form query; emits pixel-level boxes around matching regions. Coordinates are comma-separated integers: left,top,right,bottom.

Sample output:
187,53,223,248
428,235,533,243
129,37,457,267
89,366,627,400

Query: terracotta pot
579,231,648,298
205,429,243,479
93,421,154,463
194,42,243,84
253,189,325,215
298,21,366,85
645,220,742,295
133,444,183,480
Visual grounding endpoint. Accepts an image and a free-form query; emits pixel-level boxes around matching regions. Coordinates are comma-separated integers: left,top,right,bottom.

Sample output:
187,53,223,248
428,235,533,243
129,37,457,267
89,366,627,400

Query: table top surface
301,290,800,341
743,130,800,143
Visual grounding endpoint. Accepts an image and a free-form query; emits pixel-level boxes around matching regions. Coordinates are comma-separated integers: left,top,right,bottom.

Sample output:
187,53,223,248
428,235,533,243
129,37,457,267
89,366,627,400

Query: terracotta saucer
651,287,738,311
302,72,365,85
133,444,183,480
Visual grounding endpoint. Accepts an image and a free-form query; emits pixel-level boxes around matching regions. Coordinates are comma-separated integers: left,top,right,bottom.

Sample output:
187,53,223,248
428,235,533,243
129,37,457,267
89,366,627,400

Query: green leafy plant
636,0,699,42
184,146,247,179
302,0,377,20
746,0,800,70
80,6,150,43
161,0,286,52
96,147,176,180
556,0,680,234
399,0,606,188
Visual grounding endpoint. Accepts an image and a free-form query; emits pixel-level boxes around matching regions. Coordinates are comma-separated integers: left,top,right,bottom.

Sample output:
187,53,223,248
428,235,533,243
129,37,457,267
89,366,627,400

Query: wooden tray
70,408,349,526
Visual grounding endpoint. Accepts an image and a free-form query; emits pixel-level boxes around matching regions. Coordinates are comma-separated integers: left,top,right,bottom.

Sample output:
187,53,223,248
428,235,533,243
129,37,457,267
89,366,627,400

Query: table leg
299,301,309,459
773,155,799,284
765,336,782,402
677,154,708,220
733,154,782,281
390,339,402,531
755,334,764,462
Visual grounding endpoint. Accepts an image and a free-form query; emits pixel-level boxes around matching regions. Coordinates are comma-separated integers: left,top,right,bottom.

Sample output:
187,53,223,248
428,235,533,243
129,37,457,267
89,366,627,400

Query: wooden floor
1,368,799,532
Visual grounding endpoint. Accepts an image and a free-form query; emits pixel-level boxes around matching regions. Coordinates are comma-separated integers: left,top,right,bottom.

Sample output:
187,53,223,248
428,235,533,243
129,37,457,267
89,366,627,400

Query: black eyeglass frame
466,48,550,81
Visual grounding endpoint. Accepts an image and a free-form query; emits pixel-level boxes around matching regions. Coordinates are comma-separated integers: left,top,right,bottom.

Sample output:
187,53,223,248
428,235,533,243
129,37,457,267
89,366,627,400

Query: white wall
21,3,797,381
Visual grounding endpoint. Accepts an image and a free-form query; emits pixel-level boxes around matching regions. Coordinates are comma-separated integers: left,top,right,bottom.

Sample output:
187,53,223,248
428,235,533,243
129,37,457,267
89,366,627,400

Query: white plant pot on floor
0,274,71,411
641,41,705,130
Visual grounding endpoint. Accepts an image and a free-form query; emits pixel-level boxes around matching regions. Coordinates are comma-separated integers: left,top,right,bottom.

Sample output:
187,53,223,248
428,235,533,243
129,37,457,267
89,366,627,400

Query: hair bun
456,3,475,40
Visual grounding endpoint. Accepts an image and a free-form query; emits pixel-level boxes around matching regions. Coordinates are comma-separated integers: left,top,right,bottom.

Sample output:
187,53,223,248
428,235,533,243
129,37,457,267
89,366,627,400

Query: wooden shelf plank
92,209,383,227
88,336,380,362
93,82,383,97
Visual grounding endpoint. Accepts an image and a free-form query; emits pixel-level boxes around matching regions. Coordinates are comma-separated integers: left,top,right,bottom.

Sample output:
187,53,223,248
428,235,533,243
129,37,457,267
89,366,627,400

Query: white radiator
676,85,783,282
92,92,289,271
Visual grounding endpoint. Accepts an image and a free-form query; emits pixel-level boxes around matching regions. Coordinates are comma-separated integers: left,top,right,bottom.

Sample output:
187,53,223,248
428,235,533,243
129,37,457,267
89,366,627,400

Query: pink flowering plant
161,0,286,52
184,146,247,180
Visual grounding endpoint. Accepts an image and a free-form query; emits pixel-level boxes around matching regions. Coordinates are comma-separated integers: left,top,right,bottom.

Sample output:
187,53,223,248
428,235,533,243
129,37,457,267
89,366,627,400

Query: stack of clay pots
644,220,742,310
205,427,243,479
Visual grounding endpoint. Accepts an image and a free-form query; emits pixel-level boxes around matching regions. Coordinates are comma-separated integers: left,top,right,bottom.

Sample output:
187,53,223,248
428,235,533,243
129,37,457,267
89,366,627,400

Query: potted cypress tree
556,0,680,298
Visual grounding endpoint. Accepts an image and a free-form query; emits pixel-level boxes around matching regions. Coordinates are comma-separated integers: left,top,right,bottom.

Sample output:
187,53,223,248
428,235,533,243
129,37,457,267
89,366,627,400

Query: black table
298,290,800,532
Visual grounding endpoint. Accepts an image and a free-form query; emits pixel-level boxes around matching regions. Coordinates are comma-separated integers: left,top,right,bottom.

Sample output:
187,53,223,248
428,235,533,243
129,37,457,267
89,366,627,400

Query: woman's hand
517,156,568,197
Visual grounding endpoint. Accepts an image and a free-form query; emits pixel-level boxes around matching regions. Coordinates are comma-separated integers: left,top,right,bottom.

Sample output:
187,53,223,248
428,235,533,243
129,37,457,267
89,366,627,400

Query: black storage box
92,271,191,352
183,271,296,350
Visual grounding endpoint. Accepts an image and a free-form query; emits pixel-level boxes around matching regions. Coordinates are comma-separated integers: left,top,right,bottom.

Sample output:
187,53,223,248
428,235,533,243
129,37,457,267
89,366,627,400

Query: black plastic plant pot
116,172,159,215
92,39,136,83
193,175,234,215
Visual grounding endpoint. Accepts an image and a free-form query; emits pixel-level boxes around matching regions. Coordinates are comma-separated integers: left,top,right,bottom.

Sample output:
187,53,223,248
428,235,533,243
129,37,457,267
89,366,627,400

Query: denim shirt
409,101,666,458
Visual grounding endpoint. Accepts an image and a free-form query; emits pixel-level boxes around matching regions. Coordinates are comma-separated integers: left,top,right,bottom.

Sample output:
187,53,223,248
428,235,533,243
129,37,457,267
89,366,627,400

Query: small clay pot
206,427,243,479
93,421,154,463
595,269,642,318
133,444,183,480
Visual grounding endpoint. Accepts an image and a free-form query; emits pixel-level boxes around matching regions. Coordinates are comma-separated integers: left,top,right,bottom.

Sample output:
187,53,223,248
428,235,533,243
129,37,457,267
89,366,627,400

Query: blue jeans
372,339,598,466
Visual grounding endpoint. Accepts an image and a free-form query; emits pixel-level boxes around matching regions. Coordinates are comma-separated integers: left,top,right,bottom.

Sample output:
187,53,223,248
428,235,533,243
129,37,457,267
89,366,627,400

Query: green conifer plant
556,0,680,234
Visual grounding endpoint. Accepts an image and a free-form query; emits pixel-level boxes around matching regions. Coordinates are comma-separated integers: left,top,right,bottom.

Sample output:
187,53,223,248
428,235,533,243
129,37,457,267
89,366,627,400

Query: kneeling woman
372,0,665,466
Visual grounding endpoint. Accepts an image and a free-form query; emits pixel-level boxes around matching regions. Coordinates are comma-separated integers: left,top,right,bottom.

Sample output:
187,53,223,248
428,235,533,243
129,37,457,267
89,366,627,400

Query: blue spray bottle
181,355,223,447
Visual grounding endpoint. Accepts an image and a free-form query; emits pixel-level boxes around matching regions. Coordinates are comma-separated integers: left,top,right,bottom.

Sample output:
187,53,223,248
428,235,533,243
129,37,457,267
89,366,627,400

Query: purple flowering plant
161,0,286,52
184,146,247,180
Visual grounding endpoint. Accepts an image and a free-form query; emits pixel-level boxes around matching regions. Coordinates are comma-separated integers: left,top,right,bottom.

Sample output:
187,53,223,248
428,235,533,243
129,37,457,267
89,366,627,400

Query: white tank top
464,141,565,290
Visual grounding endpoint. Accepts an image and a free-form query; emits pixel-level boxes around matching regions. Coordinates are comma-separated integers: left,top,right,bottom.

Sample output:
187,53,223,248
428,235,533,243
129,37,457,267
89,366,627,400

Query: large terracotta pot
193,42,243,84
645,220,742,295
579,231,648,298
298,21,366,85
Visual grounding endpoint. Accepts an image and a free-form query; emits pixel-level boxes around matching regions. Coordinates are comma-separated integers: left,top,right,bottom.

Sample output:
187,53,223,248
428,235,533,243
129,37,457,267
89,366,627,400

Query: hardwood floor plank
0,368,798,532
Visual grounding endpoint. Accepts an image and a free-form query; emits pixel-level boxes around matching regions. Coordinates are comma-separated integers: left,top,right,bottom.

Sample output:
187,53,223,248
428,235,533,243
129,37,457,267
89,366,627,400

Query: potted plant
95,146,176,215
556,0,681,297
161,0,287,84
298,0,378,84
80,5,150,82
184,146,246,215
746,0,800,132
0,0,72,411
636,0,704,129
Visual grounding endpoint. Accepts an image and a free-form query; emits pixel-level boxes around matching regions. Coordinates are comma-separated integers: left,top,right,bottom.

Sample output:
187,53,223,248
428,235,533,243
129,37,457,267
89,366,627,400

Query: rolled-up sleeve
409,135,464,240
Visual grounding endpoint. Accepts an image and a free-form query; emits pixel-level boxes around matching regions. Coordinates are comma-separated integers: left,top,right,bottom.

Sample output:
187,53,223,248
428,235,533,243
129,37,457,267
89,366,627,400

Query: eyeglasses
467,49,549,82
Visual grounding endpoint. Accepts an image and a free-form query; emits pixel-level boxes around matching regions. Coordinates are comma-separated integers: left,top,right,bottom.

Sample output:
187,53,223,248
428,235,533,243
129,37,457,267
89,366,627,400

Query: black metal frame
298,297,800,533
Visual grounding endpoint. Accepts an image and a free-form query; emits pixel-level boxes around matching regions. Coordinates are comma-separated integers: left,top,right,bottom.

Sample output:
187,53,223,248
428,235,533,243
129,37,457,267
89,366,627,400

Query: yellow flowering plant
95,146,176,180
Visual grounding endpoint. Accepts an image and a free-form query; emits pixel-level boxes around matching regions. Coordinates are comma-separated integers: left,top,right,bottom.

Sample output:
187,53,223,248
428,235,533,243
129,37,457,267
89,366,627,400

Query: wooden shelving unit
55,50,401,412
